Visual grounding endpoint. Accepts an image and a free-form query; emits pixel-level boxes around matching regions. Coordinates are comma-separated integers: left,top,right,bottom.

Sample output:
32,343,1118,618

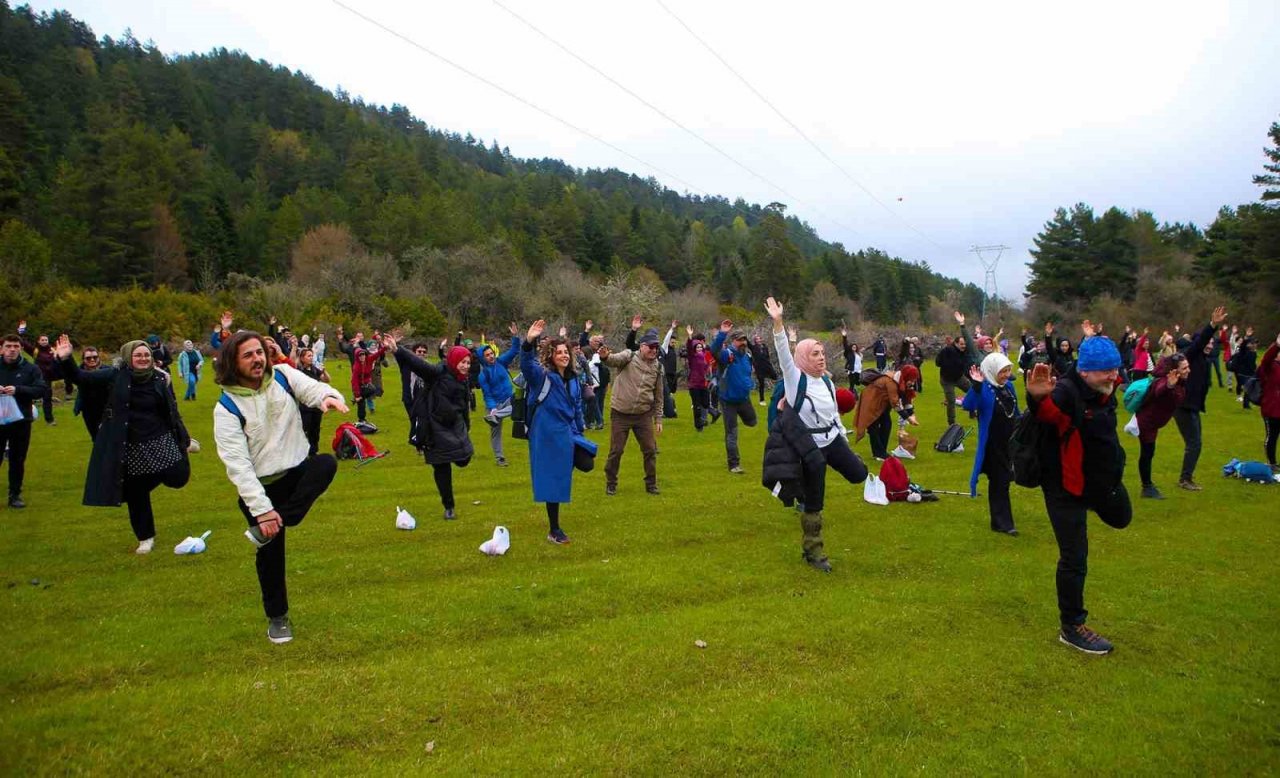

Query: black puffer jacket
761,405,827,507
935,345,970,382
1178,324,1216,413
394,347,473,465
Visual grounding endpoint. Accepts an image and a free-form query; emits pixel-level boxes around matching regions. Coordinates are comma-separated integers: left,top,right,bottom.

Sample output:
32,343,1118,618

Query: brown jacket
854,374,899,441
605,349,663,420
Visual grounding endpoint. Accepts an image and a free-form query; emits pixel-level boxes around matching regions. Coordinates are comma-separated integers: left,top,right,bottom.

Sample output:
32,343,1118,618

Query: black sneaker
483,415,500,428
605,484,616,496
8,494,25,509
646,486,660,495
267,615,293,644
547,528,570,545
803,553,832,573
1058,623,1113,655
443,508,457,520
496,457,509,467
1141,484,1165,500
709,410,721,424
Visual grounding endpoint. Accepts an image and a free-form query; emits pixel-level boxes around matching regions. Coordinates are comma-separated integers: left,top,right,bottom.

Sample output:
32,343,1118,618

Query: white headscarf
980,352,1014,386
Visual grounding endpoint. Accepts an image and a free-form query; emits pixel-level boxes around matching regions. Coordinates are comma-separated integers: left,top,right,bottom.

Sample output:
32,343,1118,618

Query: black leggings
123,459,191,541
546,502,560,532
431,458,471,509
1138,439,1156,487
1265,417,1280,466
801,434,869,513
867,411,892,459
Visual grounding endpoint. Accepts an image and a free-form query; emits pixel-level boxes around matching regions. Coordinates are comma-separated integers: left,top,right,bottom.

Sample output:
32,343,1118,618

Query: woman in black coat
383,333,474,520
56,336,191,554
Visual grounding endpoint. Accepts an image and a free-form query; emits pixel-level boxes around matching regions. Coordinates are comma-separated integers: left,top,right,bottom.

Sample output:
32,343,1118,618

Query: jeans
1210,355,1223,387
1043,484,1132,626
238,456,337,618
123,459,191,540
1173,407,1202,482
583,392,602,427
721,399,757,468
183,374,198,400
595,385,608,423
604,411,657,489
800,435,868,513
0,420,31,496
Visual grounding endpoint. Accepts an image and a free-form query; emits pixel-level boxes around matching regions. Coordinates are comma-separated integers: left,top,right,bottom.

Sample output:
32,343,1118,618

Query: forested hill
0,2,981,323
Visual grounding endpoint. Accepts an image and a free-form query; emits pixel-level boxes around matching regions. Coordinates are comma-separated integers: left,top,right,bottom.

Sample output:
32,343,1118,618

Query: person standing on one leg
350,339,386,423
762,297,868,573
520,320,589,544
476,325,522,467
58,336,192,555
1229,337,1258,409
1173,307,1229,491
1024,325,1131,656
214,331,346,644
751,333,777,406
684,327,711,431
935,328,972,427
0,334,46,508
961,354,1020,537
711,322,757,474
602,325,663,496
1134,354,1188,500
386,334,474,520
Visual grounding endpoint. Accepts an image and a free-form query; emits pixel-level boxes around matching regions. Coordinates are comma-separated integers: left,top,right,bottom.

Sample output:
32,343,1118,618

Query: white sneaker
135,538,155,555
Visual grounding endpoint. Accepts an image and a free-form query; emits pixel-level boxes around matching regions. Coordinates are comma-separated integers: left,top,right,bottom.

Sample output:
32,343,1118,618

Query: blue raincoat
520,341,586,503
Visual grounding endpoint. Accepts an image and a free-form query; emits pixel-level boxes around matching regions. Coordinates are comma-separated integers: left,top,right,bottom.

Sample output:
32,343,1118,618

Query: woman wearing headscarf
55,335,191,554
962,352,1021,536
854,364,920,462
520,319,590,545
177,339,203,401
384,333,473,520
764,297,868,573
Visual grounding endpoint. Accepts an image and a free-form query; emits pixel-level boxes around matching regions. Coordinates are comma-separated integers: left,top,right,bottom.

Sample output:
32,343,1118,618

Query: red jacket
1135,357,1186,444
1260,344,1280,419
351,345,387,396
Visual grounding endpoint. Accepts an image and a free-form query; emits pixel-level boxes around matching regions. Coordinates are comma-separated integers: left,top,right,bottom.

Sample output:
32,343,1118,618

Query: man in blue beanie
1025,321,1131,655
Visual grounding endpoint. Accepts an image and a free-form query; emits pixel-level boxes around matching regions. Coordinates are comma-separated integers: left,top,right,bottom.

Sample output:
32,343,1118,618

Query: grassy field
1,359,1277,774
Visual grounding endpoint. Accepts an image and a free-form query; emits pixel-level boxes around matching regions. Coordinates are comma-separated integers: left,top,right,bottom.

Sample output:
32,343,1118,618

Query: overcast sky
28,0,1280,298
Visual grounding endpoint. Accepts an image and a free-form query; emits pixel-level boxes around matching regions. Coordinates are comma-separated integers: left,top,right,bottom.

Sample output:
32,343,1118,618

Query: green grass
2,362,1277,774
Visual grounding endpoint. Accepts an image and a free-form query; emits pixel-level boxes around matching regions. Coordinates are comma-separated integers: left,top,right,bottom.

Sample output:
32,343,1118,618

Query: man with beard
213,331,347,644
68,345,111,439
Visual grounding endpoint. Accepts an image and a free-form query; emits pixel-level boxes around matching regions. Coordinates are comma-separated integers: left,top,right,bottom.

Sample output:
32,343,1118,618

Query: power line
328,0,707,195
653,0,948,253
490,0,864,239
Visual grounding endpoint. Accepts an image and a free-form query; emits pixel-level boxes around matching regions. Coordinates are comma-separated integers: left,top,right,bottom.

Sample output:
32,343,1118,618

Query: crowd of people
2,303,1276,654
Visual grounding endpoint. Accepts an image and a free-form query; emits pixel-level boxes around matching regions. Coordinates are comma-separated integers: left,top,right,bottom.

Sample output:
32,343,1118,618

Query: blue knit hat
1077,336,1122,372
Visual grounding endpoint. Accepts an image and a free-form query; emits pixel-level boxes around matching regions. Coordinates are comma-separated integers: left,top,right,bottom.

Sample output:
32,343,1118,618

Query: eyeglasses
83,355,100,361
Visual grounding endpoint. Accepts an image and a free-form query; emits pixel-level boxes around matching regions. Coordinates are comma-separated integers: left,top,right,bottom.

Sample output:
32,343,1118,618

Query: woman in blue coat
961,352,1021,537
520,319,589,545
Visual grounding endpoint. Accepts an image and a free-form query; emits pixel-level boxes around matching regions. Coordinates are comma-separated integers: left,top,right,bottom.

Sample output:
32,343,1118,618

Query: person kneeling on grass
57,336,192,554
1025,325,1131,656
213,331,347,645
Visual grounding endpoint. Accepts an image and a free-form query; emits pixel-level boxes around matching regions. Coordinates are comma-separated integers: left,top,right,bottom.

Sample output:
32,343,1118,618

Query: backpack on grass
332,422,387,466
934,423,969,453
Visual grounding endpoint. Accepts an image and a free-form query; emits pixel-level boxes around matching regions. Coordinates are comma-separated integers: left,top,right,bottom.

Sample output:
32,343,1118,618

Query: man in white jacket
213,331,348,644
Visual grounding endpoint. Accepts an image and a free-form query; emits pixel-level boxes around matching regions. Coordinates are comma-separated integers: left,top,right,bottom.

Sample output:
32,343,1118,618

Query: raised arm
765,297,799,404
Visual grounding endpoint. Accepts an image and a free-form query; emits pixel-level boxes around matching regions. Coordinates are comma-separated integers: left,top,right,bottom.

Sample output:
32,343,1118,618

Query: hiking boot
729,465,745,474
804,553,832,573
443,508,457,520
1058,623,1113,655
135,537,155,555
8,494,24,509
267,615,293,644
1178,480,1203,492
646,485,661,495
605,484,616,496
547,528,570,545
1141,484,1165,500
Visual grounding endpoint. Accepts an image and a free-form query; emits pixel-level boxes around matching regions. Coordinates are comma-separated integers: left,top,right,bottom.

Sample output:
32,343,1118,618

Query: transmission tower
970,244,1009,321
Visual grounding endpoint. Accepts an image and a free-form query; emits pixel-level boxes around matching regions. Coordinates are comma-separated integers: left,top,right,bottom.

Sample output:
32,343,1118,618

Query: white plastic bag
479,526,511,556
863,475,889,506
1124,414,1140,438
395,506,417,531
174,530,212,555
0,395,22,425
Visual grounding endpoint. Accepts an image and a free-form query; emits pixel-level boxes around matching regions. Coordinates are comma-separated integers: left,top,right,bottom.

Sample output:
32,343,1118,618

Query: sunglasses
83,354,100,361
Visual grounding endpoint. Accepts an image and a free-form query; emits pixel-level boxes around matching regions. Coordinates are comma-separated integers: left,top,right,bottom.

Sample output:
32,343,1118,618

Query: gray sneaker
729,465,745,474
267,615,293,644
1140,484,1165,500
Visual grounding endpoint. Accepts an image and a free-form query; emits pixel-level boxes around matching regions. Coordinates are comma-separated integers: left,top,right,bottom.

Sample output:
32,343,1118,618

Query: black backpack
1010,381,1079,489
934,423,970,453
1243,376,1263,406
